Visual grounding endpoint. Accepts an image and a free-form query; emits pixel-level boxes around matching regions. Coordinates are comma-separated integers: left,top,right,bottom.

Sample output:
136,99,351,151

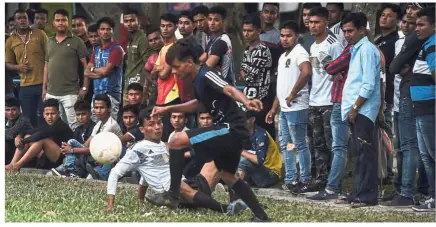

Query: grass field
5,172,435,222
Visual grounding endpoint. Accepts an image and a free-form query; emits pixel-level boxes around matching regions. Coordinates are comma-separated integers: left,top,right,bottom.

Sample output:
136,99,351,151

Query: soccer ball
89,132,122,164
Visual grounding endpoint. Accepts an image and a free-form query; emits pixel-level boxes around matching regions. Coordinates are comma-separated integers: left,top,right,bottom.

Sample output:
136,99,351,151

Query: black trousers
350,114,379,205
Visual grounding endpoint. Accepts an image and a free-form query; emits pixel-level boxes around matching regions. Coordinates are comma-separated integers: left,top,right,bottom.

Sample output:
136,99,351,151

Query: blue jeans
397,97,419,198
326,103,349,192
279,109,311,184
19,84,44,127
238,157,278,188
416,115,435,198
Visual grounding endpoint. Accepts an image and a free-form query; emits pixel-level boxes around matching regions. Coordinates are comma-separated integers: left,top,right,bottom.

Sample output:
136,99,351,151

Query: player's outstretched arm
152,99,200,116
222,85,263,112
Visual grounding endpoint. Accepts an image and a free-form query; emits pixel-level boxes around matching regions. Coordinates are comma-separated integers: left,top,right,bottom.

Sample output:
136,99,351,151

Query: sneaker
291,182,313,195
51,169,79,178
306,190,339,201
281,181,299,192
413,193,430,205
412,198,435,212
160,191,179,209
215,183,226,192
380,195,414,207
86,163,102,180
380,191,398,202
226,199,248,215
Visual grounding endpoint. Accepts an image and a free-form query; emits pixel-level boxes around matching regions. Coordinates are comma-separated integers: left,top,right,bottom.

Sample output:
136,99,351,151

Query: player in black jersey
151,38,269,221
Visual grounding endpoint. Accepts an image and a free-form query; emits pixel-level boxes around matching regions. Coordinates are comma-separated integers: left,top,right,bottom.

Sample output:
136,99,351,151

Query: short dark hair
197,105,209,115
326,3,344,11
166,38,201,65
192,5,209,17
123,8,139,16
209,6,227,19
417,6,436,25
146,26,160,37
302,3,322,10
44,98,59,111
93,94,112,109
380,3,403,20
123,104,140,117
13,9,28,17
262,3,280,11
53,9,69,19
341,12,368,30
6,97,20,108
88,24,98,33
170,112,186,118
127,82,144,92
243,13,262,29
96,17,115,29
179,10,194,23
309,6,329,19
280,20,300,34
138,106,154,126
35,8,49,16
160,13,178,25
8,16,15,23
74,99,91,112
72,14,87,22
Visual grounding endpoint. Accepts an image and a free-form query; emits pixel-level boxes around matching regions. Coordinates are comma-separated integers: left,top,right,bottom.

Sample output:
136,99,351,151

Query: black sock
169,149,185,199
229,188,240,202
231,179,268,220
193,191,228,213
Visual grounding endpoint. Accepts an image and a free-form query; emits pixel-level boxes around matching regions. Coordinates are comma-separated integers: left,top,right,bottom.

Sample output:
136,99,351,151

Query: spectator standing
240,14,274,137
374,3,402,183
339,12,381,207
44,9,88,130
192,5,211,50
259,3,280,45
306,6,343,191
299,3,322,53
6,9,48,127
205,6,236,85
85,17,125,121
265,21,312,193
122,8,152,105
32,8,53,37
87,24,100,58
327,3,347,47
144,27,164,107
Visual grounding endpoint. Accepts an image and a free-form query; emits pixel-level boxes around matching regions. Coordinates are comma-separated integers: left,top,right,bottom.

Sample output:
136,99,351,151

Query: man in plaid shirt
307,43,352,200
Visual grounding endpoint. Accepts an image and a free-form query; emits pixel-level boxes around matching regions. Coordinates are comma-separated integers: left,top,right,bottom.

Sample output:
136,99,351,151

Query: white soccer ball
90,132,122,164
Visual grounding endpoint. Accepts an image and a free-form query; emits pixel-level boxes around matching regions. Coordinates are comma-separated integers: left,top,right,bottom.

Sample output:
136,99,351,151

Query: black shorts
186,124,244,174
184,174,212,196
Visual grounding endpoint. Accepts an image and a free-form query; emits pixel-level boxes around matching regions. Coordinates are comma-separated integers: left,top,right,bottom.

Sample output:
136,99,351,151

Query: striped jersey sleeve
424,35,435,72
203,70,229,93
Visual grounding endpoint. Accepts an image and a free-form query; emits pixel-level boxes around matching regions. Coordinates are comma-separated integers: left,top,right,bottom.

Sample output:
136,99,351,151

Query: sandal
350,198,375,208
335,197,351,204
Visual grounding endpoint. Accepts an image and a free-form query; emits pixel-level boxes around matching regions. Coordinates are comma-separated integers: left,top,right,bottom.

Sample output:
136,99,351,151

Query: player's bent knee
220,171,238,185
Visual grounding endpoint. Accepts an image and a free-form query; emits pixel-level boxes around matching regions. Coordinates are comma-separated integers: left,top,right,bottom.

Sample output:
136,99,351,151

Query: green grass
5,172,434,222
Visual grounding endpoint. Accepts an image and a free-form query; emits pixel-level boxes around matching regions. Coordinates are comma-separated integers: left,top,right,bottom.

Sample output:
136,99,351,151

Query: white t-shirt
91,117,122,137
330,22,348,48
309,35,344,106
393,37,405,112
277,44,310,112
168,126,189,142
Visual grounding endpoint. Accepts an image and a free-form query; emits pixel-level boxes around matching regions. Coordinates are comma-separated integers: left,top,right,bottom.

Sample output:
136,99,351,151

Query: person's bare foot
5,163,19,171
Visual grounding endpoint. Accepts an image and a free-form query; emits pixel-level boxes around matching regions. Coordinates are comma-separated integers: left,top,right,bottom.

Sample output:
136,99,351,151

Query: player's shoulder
326,34,338,45
424,35,435,49
134,140,167,152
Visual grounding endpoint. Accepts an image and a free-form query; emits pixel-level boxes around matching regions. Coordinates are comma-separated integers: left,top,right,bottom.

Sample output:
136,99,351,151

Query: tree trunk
351,3,380,38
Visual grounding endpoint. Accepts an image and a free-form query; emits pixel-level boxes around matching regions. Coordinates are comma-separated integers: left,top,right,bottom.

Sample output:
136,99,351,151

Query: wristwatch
353,104,359,110
82,87,87,91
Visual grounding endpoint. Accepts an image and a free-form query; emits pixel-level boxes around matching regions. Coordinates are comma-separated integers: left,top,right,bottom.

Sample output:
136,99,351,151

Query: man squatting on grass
106,107,247,215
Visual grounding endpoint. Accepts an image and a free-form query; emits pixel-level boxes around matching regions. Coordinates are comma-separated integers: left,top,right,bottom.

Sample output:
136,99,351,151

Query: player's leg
138,177,148,202
8,134,32,165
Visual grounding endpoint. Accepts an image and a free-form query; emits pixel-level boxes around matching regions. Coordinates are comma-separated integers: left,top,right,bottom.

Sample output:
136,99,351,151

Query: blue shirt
249,125,269,166
341,36,381,122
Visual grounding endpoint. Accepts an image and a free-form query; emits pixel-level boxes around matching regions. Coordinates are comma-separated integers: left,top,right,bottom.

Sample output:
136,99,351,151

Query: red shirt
325,44,352,103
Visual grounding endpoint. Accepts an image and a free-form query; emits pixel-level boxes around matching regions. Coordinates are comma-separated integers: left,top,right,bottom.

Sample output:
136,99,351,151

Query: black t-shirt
390,32,426,99
187,36,205,60
121,124,144,148
193,66,249,143
375,31,399,105
73,121,96,144
22,119,73,147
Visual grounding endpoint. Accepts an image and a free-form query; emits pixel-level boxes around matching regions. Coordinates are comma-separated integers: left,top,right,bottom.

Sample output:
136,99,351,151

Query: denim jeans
279,109,311,184
384,103,394,178
416,115,435,198
19,84,44,127
326,103,349,192
46,93,79,129
238,157,278,188
397,97,419,198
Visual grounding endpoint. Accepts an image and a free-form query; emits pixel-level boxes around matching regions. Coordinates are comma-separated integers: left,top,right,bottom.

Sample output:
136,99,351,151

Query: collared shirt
341,36,381,122
5,28,48,87
325,44,353,103
46,31,88,96
124,30,152,88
